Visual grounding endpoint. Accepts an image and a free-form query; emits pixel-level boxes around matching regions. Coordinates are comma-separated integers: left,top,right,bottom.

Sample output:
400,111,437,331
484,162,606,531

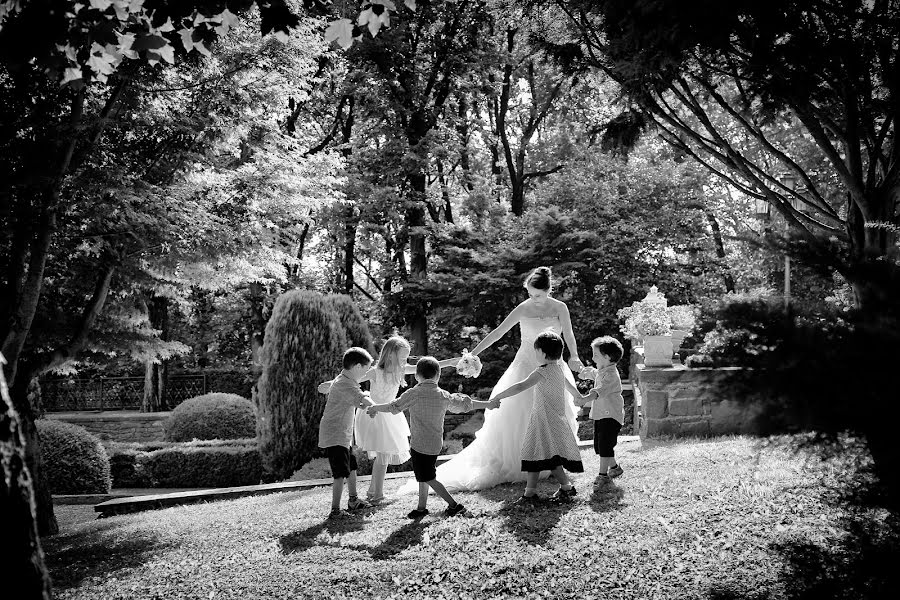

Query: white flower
456,349,483,378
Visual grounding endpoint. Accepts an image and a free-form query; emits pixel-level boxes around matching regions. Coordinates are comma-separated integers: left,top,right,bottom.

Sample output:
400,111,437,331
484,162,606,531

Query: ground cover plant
44,436,898,599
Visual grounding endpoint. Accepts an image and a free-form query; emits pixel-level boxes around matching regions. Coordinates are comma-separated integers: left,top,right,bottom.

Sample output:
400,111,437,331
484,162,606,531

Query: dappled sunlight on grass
45,435,899,599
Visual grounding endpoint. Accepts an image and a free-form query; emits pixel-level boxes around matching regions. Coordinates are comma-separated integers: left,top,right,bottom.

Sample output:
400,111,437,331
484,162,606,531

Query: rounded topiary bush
36,420,111,494
257,290,348,479
325,293,375,355
164,393,257,442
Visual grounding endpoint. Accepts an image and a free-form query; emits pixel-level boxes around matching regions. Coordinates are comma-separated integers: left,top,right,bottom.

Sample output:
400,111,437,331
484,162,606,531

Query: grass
43,435,898,600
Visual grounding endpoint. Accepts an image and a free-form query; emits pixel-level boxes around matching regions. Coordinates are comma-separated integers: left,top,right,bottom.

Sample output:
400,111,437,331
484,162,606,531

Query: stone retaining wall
45,411,169,442
632,351,769,438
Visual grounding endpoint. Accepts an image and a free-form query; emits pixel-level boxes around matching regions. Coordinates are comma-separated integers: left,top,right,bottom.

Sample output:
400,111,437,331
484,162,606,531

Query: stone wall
632,351,770,438
45,411,169,442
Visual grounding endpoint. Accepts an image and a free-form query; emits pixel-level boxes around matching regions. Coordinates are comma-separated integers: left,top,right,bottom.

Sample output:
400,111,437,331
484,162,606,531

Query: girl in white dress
320,335,456,503
399,266,585,493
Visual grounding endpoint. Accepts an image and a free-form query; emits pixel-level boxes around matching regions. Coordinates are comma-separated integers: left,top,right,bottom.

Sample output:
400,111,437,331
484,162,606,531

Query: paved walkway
89,436,640,517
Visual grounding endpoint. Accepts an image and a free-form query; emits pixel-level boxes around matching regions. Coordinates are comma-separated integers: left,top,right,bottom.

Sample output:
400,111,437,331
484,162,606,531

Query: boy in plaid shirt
368,356,499,518
318,347,375,518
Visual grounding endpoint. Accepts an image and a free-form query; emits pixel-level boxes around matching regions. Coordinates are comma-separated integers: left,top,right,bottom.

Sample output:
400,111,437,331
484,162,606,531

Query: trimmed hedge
105,439,262,488
37,419,111,494
325,293,376,355
257,290,348,480
164,393,256,442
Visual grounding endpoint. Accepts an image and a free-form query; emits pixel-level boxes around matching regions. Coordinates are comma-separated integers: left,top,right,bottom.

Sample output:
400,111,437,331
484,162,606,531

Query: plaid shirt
590,364,625,425
389,381,473,455
318,373,367,448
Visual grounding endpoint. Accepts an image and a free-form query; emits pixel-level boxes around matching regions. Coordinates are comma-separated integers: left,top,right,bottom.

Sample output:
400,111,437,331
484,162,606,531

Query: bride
403,266,585,493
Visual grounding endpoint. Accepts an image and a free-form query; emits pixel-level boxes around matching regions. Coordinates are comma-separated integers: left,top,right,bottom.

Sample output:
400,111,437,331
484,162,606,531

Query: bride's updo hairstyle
523,266,552,291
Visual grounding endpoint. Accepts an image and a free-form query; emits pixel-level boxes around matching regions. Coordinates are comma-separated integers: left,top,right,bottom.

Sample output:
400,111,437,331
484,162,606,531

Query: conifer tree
256,291,347,479
325,294,375,356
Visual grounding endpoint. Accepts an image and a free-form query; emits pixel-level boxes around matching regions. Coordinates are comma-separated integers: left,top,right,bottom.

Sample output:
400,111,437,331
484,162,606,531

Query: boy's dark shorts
593,418,622,456
410,448,438,482
325,445,358,479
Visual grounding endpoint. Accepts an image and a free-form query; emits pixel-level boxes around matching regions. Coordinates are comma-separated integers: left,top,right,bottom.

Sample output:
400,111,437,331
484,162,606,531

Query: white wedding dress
399,315,580,493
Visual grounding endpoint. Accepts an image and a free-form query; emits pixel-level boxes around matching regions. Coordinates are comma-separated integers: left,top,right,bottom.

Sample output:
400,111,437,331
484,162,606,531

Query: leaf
156,42,175,64
89,0,113,10
324,18,353,49
357,7,373,26
405,0,416,9
157,17,175,32
61,67,83,86
367,15,382,37
178,27,194,52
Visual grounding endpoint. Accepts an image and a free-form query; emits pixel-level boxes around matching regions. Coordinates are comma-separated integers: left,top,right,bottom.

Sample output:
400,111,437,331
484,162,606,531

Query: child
317,347,375,518
318,336,457,504
578,336,625,483
367,356,499,518
492,331,593,504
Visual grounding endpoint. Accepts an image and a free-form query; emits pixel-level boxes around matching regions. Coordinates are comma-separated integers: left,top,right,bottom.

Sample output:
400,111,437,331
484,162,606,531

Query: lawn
43,436,897,600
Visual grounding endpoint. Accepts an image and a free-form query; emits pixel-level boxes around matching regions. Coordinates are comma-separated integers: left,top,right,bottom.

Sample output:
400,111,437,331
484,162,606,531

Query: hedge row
106,438,263,488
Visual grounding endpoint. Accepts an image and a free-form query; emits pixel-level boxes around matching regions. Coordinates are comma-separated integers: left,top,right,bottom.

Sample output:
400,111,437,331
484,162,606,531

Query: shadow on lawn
588,475,626,514
706,512,900,600
497,499,577,547
44,522,176,590
278,510,373,553
367,520,432,560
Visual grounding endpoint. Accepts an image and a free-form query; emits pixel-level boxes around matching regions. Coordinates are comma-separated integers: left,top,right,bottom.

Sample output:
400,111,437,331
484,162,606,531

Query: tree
256,290,347,480
340,0,493,355
0,0,302,535
0,353,51,600
549,0,899,312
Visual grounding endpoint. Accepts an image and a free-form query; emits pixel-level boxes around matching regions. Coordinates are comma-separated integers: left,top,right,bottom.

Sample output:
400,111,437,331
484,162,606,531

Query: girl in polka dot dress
491,331,592,504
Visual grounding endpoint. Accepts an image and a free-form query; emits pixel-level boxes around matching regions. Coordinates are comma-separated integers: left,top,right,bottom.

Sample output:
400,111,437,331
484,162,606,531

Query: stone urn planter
643,335,674,367
670,329,689,354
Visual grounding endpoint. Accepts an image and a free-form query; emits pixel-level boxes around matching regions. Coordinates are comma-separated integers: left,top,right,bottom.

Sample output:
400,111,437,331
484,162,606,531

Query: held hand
486,399,501,410
567,357,584,372
578,366,598,381
366,405,379,418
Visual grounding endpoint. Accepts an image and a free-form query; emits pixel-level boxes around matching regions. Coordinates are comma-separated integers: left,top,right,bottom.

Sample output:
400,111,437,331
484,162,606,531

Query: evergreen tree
256,291,348,480
325,294,375,356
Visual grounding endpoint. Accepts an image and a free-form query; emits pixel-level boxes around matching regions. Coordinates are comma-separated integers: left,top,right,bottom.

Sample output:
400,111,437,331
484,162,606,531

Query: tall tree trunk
456,94,475,193
343,207,358,296
248,282,266,374
0,354,52,600
436,159,454,223
10,367,57,536
142,295,170,412
704,209,736,293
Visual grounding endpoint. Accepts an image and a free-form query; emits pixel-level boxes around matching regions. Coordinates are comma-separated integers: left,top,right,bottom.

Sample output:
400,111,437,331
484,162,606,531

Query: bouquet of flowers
456,349,483,378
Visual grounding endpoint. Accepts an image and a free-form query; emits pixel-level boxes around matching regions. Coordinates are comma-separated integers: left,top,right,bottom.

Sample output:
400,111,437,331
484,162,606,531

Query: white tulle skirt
397,345,578,493
354,409,411,465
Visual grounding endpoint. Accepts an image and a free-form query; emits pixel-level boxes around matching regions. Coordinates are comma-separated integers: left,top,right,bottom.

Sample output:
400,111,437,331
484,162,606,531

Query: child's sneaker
366,495,386,506
407,508,429,519
549,486,577,503
328,508,351,519
608,464,624,479
347,497,371,511
444,503,466,517
595,473,612,486
512,494,542,507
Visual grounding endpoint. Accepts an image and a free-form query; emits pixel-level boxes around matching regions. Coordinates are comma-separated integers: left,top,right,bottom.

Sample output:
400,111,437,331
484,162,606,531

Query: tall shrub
325,293,375,355
256,291,348,479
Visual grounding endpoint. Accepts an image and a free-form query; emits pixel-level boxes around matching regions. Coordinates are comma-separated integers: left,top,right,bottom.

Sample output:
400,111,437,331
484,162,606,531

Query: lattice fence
41,375,206,411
